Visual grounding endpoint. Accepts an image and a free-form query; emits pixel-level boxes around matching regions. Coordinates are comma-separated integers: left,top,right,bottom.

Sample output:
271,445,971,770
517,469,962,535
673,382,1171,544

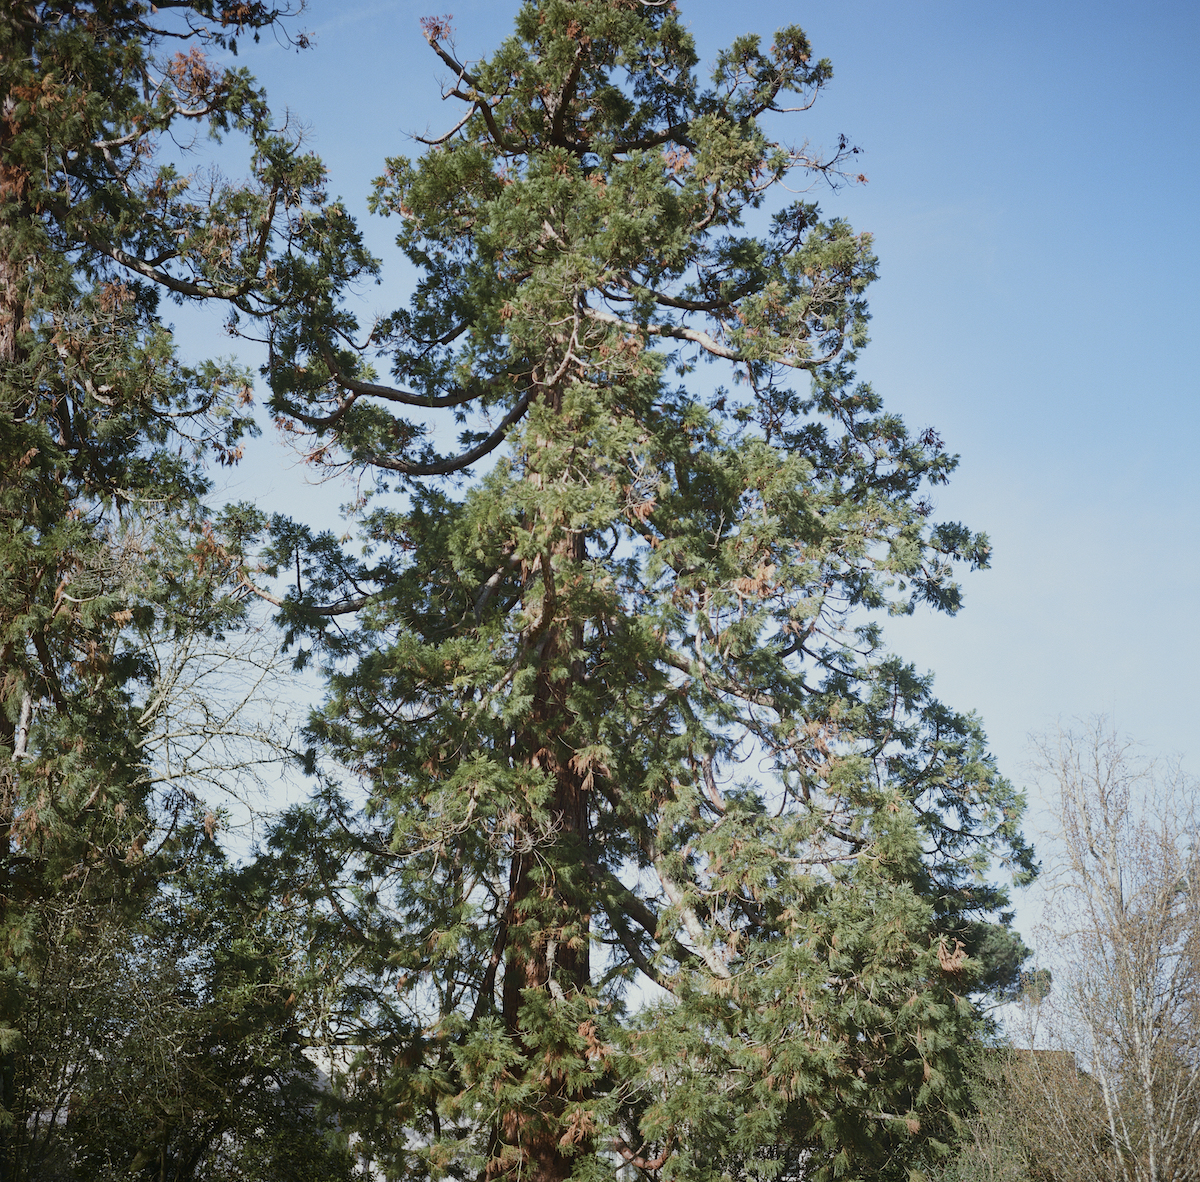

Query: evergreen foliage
0,0,305,932
7,838,358,1180
0,2,354,1173
251,3,1037,1180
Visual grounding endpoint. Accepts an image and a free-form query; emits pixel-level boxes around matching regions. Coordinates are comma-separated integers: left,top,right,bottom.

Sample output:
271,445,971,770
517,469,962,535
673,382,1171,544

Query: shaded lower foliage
2,842,357,1182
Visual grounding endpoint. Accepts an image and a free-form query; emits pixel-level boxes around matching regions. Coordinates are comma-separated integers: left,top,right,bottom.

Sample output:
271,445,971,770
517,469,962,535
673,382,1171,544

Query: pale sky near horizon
184,0,1200,951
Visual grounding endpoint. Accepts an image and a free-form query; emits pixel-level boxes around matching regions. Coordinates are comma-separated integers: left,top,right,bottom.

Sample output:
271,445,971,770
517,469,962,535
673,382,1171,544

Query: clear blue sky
198,1,1200,916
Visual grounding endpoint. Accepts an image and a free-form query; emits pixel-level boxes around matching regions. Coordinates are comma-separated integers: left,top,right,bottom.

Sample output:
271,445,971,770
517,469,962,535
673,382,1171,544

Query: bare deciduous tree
1013,721,1200,1182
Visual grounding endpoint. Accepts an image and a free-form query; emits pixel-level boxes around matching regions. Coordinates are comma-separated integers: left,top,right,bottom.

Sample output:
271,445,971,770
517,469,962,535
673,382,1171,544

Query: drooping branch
362,389,534,477
321,350,487,409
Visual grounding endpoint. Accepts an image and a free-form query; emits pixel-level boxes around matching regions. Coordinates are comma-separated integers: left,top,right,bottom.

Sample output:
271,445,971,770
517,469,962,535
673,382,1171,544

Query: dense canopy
0,2,356,1175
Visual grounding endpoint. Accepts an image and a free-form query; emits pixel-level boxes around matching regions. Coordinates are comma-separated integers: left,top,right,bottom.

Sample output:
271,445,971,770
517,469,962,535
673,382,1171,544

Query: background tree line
1,3,1195,1181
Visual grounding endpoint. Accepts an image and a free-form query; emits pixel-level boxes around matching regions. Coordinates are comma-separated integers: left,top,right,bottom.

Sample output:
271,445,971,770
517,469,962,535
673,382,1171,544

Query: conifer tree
0,2,353,1167
255,3,1036,1179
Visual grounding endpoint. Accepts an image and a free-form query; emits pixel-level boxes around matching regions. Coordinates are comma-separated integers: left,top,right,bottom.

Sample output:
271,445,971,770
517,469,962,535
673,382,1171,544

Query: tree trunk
497,512,591,1182
1,33,31,371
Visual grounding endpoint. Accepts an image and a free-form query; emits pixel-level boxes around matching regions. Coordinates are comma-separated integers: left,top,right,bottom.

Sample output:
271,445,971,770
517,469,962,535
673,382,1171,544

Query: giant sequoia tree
254,3,1035,1180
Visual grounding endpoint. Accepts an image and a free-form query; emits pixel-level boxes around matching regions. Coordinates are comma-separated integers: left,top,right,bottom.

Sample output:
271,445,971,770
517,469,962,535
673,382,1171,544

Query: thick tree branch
600,276,758,314
321,351,486,409
611,122,696,153
655,861,733,980
608,912,674,992
473,553,521,623
361,389,533,477
11,692,32,760
611,1137,675,1172
583,856,664,945
92,240,249,301
423,35,480,90
662,647,779,710
469,895,513,1024
423,34,519,153
547,41,587,148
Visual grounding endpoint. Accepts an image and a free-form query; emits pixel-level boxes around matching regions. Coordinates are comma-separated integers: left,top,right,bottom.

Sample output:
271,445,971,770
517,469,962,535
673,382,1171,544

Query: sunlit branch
583,306,835,370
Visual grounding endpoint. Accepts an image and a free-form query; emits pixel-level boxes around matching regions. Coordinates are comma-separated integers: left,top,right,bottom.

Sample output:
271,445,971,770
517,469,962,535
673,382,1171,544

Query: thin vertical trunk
1,17,34,1174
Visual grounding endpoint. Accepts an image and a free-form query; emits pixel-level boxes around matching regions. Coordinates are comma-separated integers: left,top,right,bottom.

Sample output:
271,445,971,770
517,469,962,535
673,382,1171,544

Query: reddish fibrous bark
495,515,592,1182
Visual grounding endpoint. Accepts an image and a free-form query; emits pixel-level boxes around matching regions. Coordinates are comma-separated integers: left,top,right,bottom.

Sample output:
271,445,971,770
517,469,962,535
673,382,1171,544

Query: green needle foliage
252,3,1036,1180
0,0,316,915
0,2,356,1173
